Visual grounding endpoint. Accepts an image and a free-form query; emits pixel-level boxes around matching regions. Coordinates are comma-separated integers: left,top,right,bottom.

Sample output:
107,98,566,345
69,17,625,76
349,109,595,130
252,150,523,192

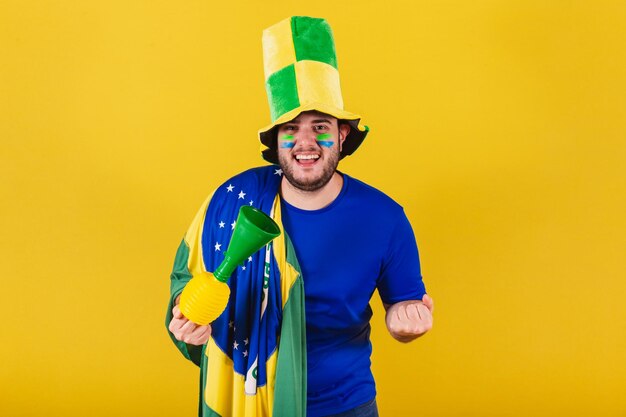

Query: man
167,16,433,417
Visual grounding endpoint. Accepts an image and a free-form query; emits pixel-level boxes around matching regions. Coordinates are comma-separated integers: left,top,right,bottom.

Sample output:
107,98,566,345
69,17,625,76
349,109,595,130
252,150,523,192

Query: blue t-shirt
280,173,426,417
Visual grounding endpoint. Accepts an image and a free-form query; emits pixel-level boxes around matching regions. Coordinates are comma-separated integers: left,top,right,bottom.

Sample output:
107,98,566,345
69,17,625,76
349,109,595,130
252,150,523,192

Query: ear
338,123,350,152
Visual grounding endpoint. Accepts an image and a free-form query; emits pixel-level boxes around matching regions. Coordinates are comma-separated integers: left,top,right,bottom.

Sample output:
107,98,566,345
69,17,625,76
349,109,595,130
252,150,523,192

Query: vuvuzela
179,205,281,325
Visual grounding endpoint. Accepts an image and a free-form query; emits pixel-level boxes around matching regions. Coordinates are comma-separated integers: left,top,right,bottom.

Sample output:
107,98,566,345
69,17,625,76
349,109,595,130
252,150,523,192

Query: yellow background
1,1,625,416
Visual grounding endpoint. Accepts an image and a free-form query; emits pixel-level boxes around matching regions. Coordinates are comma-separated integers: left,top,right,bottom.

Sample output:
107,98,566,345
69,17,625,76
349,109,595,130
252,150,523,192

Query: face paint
280,134,295,148
316,133,334,148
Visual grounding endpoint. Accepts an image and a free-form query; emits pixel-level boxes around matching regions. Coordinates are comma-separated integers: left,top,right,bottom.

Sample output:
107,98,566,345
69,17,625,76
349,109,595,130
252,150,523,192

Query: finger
189,325,212,344
188,334,210,346
422,294,434,313
168,317,181,334
416,303,433,324
405,303,421,323
177,320,196,342
172,304,183,319
169,318,190,340
180,319,197,334
180,322,201,343
190,324,210,339
396,304,410,323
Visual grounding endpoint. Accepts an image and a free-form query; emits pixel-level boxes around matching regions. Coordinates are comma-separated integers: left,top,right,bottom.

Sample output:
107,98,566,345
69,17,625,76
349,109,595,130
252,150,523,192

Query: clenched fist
169,296,212,346
385,294,434,343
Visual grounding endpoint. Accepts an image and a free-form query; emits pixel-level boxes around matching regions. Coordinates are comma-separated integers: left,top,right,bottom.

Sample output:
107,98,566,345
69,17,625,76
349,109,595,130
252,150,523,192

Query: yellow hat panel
262,18,297,81
294,60,344,110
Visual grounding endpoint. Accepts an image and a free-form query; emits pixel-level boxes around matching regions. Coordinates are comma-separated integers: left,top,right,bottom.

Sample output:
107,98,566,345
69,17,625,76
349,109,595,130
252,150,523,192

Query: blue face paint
280,134,295,148
316,133,334,148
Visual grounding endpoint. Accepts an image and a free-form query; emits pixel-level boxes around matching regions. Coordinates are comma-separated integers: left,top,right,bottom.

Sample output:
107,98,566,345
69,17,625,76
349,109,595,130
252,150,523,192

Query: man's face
277,111,350,192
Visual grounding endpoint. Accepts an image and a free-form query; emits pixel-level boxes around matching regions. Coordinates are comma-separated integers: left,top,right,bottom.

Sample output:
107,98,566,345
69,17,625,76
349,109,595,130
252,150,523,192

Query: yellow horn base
179,272,231,326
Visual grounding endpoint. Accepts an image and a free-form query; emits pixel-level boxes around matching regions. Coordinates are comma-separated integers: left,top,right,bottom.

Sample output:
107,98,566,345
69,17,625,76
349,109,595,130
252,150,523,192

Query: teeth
295,154,319,160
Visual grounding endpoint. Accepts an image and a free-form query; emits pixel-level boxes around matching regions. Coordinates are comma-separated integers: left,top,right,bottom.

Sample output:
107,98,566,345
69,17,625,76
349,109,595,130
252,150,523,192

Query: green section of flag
272,232,307,417
166,239,204,366
266,64,300,122
291,17,337,69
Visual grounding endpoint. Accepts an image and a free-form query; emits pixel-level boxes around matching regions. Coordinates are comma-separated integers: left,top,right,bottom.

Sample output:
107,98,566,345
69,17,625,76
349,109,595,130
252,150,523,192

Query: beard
278,147,341,192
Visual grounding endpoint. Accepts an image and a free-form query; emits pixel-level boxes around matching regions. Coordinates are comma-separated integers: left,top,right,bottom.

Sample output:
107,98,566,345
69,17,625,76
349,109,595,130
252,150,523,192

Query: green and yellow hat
258,16,369,164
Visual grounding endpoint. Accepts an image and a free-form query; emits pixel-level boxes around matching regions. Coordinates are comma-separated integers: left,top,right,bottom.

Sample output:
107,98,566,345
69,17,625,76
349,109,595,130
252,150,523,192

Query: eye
314,124,328,131
280,125,296,133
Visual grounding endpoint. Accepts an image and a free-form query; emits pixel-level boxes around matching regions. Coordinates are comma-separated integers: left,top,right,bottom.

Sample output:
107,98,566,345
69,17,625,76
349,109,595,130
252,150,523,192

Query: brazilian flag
166,166,306,417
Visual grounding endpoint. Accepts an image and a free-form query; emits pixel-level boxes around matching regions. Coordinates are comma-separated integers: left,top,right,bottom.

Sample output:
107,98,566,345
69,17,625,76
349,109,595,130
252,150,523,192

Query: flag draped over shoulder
166,166,306,417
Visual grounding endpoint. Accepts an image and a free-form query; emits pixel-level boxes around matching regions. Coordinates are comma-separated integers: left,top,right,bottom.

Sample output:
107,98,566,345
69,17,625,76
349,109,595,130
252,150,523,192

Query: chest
281,208,389,315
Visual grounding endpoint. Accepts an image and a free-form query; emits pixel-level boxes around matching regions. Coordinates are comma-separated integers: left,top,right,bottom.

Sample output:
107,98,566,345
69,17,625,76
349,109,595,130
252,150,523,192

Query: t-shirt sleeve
377,209,426,305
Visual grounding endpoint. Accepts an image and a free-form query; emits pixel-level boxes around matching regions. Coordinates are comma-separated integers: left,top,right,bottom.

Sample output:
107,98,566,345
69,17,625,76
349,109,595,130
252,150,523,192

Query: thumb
422,294,434,313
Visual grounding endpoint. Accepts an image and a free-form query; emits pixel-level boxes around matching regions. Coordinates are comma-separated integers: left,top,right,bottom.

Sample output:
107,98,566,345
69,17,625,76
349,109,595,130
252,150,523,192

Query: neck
280,172,344,210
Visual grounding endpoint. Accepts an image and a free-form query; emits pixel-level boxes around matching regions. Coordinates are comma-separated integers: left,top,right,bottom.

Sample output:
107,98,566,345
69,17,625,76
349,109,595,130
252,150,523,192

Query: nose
293,130,319,148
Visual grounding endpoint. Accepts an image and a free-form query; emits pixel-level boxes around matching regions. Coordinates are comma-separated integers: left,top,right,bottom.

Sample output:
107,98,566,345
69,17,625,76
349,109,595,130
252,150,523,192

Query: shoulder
207,165,282,215
342,174,405,214
209,165,282,199
340,174,412,234
217,165,281,190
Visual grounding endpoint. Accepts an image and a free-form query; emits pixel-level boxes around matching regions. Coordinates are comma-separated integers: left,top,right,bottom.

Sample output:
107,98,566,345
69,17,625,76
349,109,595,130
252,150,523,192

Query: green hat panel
266,64,300,122
291,17,338,69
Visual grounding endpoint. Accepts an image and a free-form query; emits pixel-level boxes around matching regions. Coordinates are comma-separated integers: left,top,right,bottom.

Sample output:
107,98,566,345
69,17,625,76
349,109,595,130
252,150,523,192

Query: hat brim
258,102,369,164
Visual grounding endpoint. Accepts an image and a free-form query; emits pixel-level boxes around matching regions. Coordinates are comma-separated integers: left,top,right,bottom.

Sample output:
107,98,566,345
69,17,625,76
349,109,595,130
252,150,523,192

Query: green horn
213,206,281,282
179,206,281,325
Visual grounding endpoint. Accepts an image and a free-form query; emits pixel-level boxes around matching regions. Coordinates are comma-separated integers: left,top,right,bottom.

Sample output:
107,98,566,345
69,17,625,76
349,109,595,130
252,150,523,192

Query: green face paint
316,133,334,148
280,134,295,148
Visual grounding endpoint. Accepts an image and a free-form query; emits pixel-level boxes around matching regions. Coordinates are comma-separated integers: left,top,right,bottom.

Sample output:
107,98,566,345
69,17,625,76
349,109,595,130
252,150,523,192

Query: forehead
284,110,337,124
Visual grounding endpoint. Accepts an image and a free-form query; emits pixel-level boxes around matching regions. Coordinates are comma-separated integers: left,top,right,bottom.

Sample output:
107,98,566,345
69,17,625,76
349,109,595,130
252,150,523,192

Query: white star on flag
274,169,283,176
226,184,234,192
218,221,225,228
233,341,239,350
214,242,221,251
242,266,246,271
238,191,246,199
249,200,254,206
231,221,236,230
229,321,234,328
248,256,252,263
243,350,248,357
244,338,249,345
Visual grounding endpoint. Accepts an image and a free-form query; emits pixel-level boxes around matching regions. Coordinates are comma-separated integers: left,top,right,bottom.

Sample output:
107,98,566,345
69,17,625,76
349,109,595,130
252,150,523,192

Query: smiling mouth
295,154,320,161
291,148,321,167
